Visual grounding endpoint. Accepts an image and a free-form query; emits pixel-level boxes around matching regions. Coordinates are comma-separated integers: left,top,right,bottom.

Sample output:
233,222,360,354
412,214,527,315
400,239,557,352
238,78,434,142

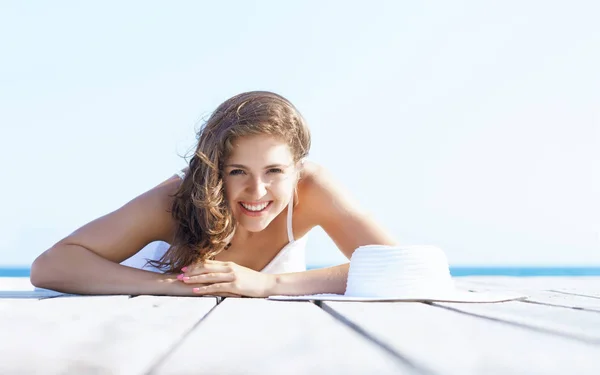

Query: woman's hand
177,260,277,298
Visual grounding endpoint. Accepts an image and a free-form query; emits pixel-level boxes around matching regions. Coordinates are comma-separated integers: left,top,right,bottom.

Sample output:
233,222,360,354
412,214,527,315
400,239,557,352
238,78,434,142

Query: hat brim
268,290,527,303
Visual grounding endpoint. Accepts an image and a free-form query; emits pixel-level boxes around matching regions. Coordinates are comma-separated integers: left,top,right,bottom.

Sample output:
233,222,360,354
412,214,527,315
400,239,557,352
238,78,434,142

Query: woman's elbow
30,248,63,289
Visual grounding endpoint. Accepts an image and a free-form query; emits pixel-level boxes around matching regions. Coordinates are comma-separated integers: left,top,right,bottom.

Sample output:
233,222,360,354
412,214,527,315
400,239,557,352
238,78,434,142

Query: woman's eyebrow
224,164,247,169
224,163,289,169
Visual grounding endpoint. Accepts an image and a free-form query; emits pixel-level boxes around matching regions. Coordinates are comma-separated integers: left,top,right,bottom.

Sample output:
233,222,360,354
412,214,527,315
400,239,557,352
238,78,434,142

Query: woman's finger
180,272,235,284
182,262,232,276
182,259,228,269
192,282,234,295
202,259,222,264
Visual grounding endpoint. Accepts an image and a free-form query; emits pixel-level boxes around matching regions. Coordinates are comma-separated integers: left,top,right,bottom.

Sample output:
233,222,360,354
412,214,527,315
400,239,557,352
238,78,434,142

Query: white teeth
240,202,269,211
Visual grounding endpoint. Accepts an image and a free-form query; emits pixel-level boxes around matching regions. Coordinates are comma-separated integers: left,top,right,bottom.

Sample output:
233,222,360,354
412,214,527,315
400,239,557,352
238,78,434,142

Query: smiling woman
30,91,397,297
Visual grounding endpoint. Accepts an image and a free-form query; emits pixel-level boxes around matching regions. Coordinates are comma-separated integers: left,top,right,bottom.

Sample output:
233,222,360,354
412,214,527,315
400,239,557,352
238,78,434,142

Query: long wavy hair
147,91,311,273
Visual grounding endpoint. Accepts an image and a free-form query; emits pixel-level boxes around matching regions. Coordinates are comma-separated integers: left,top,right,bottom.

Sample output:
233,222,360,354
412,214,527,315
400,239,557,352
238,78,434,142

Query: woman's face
223,134,299,233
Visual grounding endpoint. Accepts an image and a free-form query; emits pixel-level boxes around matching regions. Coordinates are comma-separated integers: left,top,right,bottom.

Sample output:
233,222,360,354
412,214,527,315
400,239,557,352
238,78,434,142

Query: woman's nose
246,176,268,197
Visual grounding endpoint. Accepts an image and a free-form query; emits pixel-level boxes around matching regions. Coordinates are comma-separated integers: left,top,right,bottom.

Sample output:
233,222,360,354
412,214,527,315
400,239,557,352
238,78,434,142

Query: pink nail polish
183,276,190,281
181,267,188,272
193,287,200,292
177,274,184,280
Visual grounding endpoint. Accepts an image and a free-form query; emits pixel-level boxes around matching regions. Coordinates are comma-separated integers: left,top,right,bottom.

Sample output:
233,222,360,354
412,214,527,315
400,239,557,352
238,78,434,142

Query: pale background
1,1,598,267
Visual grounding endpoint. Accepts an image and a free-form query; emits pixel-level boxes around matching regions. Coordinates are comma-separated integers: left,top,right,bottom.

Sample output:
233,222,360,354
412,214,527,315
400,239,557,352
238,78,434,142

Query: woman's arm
270,164,397,295
30,175,194,296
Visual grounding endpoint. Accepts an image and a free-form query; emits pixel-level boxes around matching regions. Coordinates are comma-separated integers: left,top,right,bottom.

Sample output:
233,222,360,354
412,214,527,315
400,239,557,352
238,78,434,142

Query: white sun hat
268,245,527,303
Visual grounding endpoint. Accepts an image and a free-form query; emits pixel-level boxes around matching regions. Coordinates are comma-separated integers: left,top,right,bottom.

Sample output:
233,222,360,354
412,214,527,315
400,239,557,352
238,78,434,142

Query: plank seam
145,298,223,375
430,303,600,346
318,302,438,375
548,290,600,300
517,299,600,313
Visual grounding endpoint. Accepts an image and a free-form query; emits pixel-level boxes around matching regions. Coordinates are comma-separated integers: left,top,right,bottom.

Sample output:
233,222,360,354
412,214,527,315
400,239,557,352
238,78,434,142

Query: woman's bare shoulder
297,161,358,214
298,160,326,183
298,161,344,195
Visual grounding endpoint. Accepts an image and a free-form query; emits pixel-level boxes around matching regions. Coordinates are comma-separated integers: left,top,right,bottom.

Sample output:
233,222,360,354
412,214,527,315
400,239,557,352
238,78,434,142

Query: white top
121,170,307,274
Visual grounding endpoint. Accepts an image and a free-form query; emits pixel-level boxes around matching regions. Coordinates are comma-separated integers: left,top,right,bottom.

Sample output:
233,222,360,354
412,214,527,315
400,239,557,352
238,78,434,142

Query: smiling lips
239,201,272,216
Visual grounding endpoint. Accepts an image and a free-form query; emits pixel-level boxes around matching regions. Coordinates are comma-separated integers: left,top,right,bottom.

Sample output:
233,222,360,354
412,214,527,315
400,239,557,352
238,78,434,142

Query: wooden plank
433,299,600,344
0,277,74,299
455,279,600,311
322,301,600,375
153,298,418,375
0,295,218,375
550,289,600,300
458,276,600,298
0,298,41,312
0,289,71,299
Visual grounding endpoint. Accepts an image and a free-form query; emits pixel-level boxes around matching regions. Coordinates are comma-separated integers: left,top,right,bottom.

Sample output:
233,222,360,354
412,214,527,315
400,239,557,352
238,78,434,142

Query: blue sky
1,1,599,267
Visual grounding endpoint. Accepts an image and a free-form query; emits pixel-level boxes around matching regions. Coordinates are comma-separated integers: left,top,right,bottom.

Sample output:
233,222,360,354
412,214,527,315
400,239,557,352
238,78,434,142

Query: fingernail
177,274,184,280
183,276,190,281
193,287,201,292
181,267,188,272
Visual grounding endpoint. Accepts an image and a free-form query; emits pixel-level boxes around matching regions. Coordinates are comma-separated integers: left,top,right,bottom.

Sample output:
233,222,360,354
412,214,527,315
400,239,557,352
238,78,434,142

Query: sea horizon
3,265,600,277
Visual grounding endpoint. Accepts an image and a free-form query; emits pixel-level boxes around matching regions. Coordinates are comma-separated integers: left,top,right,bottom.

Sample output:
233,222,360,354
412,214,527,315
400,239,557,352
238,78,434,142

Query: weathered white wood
0,289,70,299
154,298,417,375
322,301,600,375
0,298,40,312
433,299,600,344
458,276,600,297
455,279,600,311
0,277,73,298
0,295,218,375
3,275,599,374
550,289,600,299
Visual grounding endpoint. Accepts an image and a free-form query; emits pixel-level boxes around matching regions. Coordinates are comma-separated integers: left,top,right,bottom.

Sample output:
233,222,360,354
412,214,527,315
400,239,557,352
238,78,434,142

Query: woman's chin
233,211,270,231
238,220,270,233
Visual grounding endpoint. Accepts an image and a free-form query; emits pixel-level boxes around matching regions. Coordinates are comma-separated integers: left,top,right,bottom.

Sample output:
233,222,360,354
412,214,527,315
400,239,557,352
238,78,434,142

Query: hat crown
345,245,455,298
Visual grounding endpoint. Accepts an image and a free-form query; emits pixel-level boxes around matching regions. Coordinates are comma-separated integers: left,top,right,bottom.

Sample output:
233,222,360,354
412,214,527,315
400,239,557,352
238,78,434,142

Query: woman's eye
267,168,283,174
229,169,245,176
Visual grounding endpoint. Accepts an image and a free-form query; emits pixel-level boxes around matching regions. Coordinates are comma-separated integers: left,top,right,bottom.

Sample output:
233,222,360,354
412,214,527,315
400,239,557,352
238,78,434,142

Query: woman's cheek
274,182,294,198
224,186,238,207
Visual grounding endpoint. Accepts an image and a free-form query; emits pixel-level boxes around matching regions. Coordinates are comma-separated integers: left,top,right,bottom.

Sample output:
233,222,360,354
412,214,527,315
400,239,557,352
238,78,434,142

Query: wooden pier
1,276,599,374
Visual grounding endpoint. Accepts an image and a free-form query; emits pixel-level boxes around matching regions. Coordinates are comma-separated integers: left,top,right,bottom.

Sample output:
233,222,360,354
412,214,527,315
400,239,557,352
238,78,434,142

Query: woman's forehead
227,135,293,164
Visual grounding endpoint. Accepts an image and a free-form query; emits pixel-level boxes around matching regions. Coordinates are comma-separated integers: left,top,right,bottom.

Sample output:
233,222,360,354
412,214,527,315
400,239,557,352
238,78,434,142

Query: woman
30,91,397,297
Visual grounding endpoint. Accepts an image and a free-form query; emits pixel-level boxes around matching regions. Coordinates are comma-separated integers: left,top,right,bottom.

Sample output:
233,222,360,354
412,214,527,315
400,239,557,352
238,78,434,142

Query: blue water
3,266,600,277
1,267,31,277
448,266,600,277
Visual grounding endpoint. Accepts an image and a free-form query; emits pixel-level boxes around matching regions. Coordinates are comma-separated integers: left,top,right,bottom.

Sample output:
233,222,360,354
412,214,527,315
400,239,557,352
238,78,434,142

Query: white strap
286,193,295,243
